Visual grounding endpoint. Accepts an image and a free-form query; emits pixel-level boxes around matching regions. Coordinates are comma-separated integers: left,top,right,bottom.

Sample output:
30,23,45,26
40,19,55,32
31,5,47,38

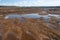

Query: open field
0,6,60,14
0,6,60,40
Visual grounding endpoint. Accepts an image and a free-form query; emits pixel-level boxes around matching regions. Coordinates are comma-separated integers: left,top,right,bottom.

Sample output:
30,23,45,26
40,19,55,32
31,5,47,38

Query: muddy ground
0,7,60,40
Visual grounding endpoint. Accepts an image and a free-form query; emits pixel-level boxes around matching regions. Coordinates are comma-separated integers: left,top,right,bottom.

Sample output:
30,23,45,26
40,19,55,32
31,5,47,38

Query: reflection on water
48,14,60,18
4,14,60,20
21,14,41,18
5,14,22,19
5,14,41,19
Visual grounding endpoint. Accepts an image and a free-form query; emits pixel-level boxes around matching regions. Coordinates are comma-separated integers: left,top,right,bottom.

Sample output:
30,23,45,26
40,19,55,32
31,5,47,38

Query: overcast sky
0,0,60,6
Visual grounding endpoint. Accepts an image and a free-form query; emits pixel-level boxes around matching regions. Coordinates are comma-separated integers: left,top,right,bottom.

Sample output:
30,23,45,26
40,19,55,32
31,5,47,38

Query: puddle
48,14,60,18
21,14,41,18
5,14,22,19
5,14,41,19
4,14,60,22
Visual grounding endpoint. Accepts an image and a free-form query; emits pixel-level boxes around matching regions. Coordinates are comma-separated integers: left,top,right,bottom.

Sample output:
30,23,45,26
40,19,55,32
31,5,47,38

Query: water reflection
4,14,60,20
5,14,41,19
21,14,41,18
48,14,60,18
5,14,22,19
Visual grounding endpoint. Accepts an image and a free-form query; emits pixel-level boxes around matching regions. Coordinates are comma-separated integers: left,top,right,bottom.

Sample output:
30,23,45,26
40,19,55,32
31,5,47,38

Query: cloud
0,0,60,6
13,0,60,6
11,0,48,6
44,0,60,6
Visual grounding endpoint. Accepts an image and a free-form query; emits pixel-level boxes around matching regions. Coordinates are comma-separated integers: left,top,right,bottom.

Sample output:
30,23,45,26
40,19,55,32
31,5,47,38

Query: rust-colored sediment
0,18,60,40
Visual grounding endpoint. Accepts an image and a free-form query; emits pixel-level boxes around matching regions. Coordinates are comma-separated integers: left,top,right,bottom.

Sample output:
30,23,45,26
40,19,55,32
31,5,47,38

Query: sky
0,0,60,6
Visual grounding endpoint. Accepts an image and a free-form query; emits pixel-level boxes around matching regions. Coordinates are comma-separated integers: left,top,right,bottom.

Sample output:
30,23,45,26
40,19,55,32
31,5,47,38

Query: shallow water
48,14,60,18
5,14,41,19
4,14,60,21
